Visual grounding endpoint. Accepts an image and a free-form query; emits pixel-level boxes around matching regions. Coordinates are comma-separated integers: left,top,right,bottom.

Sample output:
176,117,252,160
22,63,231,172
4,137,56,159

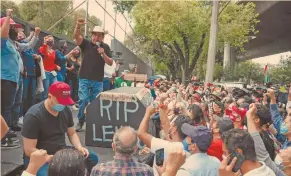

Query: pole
104,1,106,29
47,0,86,31
205,0,219,84
113,12,117,53
85,0,89,37
223,42,230,69
124,20,127,39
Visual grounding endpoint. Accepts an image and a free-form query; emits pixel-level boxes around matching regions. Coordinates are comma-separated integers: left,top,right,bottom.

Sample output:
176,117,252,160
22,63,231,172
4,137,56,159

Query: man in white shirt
103,60,116,91
137,106,193,175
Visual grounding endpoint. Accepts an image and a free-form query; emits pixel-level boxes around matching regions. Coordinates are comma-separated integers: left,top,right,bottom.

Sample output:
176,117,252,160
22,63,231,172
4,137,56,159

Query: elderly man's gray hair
113,126,138,155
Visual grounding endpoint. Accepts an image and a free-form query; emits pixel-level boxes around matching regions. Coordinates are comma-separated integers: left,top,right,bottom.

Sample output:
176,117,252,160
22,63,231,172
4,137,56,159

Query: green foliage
214,63,224,81
19,1,73,32
155,62,168,76
11,1,102,40
224,61,264,84
217,2,259,51
113,1,137,14
270,58,291,84
126,1,258,82
1,1,22,18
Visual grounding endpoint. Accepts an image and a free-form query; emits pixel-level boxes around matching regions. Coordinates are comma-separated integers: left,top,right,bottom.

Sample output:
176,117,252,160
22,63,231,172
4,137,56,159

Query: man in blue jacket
266,89,291,149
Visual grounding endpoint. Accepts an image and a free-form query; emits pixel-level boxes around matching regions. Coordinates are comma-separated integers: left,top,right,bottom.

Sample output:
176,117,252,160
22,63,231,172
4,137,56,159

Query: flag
264,65,270,83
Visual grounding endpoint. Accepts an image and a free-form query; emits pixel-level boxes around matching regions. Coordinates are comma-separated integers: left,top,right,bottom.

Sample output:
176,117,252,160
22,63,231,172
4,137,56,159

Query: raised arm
17,27,40,51
266,89,286,143
74,18,85,46
1,9,13,39
247,104,286,176
159,93,171,133
137,106,156,148
23,30,34,43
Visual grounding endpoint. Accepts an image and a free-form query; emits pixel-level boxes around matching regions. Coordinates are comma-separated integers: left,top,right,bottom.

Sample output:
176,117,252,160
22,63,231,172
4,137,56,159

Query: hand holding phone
227,152,245,173
155,148,165,167
219,153,241,176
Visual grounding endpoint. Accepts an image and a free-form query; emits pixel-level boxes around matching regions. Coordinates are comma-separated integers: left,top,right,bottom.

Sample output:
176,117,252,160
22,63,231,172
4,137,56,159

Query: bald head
113,126,138,155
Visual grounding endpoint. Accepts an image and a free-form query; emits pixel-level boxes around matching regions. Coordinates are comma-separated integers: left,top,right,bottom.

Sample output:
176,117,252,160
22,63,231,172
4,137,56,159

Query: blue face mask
52,99,65,112
52,104,65,112
182,139,190,152
280,122,289,134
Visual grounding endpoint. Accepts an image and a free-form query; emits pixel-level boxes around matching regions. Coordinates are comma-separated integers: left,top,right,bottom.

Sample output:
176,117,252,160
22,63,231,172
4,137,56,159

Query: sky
72,0,133,47
251,51,291,66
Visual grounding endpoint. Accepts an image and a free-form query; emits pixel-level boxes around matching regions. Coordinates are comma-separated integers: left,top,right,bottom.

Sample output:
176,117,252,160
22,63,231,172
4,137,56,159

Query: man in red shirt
207,117,234,161
39,35,60,100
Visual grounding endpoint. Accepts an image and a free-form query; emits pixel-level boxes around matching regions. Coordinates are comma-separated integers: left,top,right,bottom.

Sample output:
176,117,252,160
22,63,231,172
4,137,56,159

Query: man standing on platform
73,18,113,132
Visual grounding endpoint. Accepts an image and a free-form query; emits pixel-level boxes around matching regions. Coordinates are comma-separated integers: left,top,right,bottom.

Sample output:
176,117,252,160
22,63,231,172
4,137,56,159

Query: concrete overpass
224,1,291,67
241,1,291,60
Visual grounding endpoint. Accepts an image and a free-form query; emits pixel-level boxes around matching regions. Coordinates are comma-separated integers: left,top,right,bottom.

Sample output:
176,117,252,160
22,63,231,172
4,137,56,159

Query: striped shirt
90,155,154,176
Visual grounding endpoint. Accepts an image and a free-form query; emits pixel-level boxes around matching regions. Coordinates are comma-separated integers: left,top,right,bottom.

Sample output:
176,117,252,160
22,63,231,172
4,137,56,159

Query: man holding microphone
73,18,113,132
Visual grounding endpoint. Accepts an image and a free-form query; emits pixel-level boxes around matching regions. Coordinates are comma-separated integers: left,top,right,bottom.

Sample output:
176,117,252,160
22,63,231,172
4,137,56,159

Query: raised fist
77,18,86,26
6,9,13,17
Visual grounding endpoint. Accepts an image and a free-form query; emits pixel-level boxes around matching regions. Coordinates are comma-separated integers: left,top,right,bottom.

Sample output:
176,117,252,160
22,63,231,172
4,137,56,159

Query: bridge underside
240,1,291,60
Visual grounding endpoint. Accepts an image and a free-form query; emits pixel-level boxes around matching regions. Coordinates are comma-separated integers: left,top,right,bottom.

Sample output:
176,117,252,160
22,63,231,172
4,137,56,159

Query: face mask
280,122,289,134
9,28,18,41
182,139,190,152
63,45,68,52
173,108,180,115
52,104,65,112
51,99,65,112
47,41,54,47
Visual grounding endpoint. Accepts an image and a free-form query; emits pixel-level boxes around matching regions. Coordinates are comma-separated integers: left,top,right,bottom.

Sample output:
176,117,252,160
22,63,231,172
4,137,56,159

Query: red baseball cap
49,82,74,105
0,17,22,28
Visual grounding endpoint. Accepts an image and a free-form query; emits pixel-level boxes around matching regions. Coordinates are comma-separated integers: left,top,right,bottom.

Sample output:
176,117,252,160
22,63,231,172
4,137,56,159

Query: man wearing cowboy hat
73,18,113,132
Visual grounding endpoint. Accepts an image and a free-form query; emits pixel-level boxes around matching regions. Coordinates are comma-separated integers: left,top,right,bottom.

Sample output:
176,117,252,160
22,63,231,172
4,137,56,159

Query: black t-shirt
21,101,74,155
67,58,80,77
78,39,112,81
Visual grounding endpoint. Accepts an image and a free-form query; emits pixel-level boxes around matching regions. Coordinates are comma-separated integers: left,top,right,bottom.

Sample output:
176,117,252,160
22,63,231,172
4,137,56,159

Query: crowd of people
1,8,291,176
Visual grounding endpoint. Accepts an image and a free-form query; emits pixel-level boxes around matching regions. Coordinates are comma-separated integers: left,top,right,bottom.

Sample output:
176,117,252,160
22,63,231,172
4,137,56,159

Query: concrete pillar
205,0,219,84
223,42,230,69
230,47,236,68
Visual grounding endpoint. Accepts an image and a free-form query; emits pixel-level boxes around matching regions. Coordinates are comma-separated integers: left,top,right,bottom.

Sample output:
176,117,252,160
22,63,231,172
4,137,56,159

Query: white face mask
275,155,283,165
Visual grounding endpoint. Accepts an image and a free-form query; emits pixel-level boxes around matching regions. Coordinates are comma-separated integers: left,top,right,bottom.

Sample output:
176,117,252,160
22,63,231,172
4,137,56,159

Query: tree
223,61,264,84
18,1,101,40
113,1,137,14
214,63,223,82
128,1,258,84
270,58,291,84
19,1,73,36
1,1,22,18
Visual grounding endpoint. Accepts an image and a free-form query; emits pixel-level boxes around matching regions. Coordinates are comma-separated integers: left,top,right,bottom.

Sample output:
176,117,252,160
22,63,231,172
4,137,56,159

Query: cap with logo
48,82,74,105
181,124,212,152
0,17,22,28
